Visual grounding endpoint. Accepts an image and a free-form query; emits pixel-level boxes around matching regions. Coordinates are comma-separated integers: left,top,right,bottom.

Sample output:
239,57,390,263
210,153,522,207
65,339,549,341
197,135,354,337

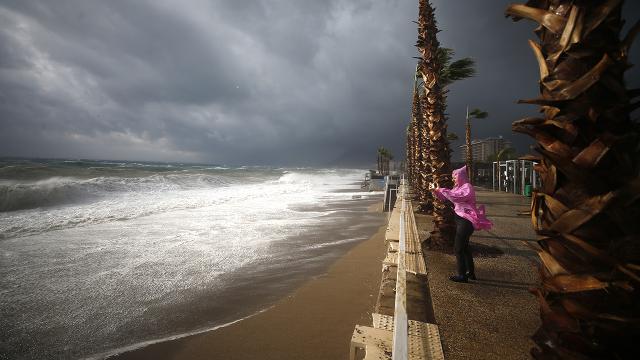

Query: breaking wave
0,162,369,239
0,174,234,212
0,160,382,360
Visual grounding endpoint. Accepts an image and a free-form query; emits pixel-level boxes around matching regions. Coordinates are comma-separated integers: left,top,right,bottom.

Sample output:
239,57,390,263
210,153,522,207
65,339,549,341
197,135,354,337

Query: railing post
392,176,408,360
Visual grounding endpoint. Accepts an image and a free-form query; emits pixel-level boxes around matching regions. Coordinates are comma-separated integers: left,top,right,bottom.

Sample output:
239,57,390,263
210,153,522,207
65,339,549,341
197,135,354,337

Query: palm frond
469,108,488,119
440,57,476,87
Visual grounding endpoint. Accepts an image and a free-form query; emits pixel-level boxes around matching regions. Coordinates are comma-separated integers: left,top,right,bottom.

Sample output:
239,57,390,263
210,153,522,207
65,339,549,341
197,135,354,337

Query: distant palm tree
377,147,393,175
465,107,488,183
385,150,394,175
507,1,640,357
377,146,385,175
487,147,516,163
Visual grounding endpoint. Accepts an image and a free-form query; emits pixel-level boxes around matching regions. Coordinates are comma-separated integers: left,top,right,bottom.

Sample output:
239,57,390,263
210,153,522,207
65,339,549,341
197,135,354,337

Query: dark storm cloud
0,1,638,166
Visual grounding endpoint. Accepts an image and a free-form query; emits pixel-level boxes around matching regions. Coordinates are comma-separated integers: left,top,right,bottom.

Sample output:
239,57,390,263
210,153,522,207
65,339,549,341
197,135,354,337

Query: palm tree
385,150,394,175
410,49,476,213
377,147,393,175
377,146,385,175
465,108,488,184
408,71,434,210
415,2,479,247
415,0,455,248
438,47,479,186
489,147,516,162
406,124,413,185
446,132,459,141
438,48,479,185
410,69,434,211
507,1,640,358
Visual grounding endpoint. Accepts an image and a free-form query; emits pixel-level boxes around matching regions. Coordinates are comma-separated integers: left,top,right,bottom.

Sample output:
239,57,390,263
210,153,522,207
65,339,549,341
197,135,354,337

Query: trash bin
524,184,533,197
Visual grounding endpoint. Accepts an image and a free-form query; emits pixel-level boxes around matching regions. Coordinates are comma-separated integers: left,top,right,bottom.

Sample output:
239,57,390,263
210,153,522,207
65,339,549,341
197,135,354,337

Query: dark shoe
449,275,468,283
466,272,476,280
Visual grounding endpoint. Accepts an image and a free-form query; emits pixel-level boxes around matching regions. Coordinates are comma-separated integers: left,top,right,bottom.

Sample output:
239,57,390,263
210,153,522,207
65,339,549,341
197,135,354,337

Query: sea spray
0,159,383,359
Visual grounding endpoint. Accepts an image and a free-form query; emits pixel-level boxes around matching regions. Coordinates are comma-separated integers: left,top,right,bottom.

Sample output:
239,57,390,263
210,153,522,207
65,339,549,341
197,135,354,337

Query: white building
458,136,512,162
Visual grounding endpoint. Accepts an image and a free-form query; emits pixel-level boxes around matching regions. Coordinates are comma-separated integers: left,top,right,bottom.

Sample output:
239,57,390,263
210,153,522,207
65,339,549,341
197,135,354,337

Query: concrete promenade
417,188,541,359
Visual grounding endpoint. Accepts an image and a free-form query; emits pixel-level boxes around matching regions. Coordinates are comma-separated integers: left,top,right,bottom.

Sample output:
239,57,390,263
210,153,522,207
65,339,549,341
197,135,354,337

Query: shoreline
110,203,386,360
92,307,273,360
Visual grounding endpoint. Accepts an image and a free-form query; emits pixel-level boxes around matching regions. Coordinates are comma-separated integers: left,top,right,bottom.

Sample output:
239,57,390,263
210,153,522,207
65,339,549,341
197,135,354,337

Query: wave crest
0,177,99,212
0,174,232,212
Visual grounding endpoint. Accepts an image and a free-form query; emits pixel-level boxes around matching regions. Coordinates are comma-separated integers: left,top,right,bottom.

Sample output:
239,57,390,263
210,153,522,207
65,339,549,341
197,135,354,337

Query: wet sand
112,203,386,360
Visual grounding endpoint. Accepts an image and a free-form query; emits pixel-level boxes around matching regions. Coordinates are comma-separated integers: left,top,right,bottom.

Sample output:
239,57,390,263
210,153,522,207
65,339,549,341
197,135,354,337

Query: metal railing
392,175,408,360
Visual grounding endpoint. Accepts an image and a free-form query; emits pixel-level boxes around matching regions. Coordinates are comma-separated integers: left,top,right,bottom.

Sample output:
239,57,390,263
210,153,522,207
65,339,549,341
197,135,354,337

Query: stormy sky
0,1,638,166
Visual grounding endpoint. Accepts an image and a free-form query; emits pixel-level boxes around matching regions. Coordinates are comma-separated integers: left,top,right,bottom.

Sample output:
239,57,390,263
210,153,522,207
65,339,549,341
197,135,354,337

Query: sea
0,158,384,359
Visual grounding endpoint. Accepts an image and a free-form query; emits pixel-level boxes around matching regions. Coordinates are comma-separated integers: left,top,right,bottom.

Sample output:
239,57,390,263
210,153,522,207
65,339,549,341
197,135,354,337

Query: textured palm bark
418,88,434,213
411,89,424,198
413,84,433,212
409,85,421,196
465,117,473,184
412,86,419,193
507,0,640,358
411,121,418,192
417,0,455,248
407,124,413,188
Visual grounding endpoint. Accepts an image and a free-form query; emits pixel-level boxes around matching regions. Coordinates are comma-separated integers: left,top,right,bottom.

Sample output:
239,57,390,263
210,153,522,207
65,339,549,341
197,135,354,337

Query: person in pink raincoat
432,166,493,283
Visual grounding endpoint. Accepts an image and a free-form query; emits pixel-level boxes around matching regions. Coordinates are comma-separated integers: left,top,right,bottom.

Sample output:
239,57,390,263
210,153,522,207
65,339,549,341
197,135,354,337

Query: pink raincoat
433,166,493,230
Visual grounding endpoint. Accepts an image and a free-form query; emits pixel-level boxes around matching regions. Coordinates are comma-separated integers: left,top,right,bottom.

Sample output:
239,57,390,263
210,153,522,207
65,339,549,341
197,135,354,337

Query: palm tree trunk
406,115,414,186
409,82,419,193
382,154,387,176
418,85,434,211
507,1,640,358
412,86,421,192
412,101,421,193
417,0,455,248
412,107,422,194
465,115,472,184
383,156,387,175
406,126,413,186
411,81,433,210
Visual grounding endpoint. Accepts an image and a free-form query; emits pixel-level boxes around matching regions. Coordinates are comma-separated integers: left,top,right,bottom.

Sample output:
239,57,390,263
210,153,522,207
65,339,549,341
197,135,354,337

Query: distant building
458,136,512,162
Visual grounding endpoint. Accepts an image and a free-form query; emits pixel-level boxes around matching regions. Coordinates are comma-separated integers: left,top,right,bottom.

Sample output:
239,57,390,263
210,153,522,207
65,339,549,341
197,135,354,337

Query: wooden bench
350,314,444,360
384,198,427,275
382,252,427,276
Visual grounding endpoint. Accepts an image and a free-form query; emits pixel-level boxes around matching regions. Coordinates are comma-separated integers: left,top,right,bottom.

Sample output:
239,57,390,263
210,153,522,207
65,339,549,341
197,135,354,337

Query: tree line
405,0,640,358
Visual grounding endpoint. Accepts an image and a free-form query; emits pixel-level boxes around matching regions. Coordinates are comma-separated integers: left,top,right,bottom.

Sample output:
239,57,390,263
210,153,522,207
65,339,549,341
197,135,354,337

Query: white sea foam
0,166,381,359
0,169,370,239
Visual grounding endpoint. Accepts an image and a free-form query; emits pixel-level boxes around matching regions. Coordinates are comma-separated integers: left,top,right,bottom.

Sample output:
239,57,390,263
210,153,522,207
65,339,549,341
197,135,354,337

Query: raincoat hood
452,166,469,187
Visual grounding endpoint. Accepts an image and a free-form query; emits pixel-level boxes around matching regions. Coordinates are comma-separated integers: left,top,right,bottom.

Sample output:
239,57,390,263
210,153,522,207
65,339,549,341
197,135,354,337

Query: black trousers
454,214,475,276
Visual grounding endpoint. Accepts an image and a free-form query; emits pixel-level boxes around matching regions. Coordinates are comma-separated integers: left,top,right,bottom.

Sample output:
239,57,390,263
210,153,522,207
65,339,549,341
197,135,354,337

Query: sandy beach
112,203,386,360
